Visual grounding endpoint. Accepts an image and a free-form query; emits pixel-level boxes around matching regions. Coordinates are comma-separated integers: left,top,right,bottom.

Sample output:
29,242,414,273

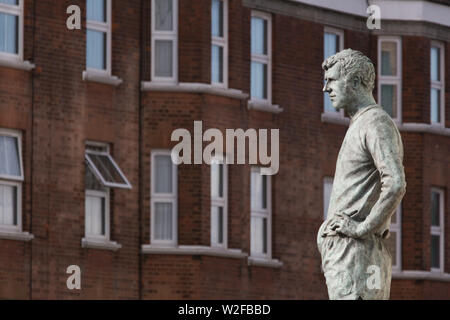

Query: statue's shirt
322,104,405,238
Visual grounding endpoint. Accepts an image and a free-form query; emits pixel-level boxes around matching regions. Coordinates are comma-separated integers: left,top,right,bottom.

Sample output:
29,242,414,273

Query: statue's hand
330,212,368,239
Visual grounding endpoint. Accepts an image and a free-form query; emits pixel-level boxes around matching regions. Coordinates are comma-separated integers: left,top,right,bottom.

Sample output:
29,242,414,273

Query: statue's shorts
317,222,392,300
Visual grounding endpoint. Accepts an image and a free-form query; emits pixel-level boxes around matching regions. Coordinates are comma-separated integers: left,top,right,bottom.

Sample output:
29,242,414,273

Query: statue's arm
358,118,407,237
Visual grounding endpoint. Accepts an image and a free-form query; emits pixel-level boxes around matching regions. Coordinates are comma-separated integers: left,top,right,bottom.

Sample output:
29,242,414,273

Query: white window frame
323,176,333,220
323,26,345,117
0,0,23,62
151,150,178,247
250,10,272,104
250,167,272,260
210,155,228,248
151,0,178,83
0,128,24,233
378,36,402,123
84,188,110,241
390,204,402,272
86,0,112,75
430,41,445,127
430,187,445,273
211,0,228,88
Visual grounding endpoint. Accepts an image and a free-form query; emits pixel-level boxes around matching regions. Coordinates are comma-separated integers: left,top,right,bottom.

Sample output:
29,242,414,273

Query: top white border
289,0,450,28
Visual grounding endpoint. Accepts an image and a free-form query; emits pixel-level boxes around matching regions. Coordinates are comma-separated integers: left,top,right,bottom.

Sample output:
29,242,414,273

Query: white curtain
155,155,172,193
86,195,104,236
251,216,267,255
155,40,173,77
155,0,173,31
0,13,17,54
323,33,338,112
0,184,15,226
155,202,172,240
431,47,440,81
251,61,266,100
0,135,21,177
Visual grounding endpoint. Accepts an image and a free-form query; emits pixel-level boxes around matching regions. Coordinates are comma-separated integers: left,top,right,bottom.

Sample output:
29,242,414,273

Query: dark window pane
431,235,440,269
431,191,440,226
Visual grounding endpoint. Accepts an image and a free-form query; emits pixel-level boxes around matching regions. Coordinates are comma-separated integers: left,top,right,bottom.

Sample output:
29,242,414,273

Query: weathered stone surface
318,49,406,300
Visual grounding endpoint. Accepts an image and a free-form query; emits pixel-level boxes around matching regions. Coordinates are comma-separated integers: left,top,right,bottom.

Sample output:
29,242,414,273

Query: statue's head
322,49,375,111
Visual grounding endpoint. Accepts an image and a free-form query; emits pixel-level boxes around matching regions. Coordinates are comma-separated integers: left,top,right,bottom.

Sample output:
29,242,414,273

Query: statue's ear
352,76,361,89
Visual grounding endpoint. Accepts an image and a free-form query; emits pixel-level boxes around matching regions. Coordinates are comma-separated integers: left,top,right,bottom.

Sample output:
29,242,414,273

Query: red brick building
0,0,449,299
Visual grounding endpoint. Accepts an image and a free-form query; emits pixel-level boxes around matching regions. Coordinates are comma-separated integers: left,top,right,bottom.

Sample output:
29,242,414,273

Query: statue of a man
317,49,406,300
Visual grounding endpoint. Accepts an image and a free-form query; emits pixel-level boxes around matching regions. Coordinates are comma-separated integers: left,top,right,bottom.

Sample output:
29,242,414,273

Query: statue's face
323,63,355,111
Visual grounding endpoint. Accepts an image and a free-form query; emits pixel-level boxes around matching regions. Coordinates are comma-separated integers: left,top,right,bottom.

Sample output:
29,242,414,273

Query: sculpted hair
322,49,375,92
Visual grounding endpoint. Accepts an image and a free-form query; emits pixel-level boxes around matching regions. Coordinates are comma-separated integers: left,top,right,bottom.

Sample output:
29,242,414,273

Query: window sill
141,81,249,100
0,230,34,242
398,123,450,137
81,237,122,251
141,245,248,259
248,256,283,268
0,57,35,71
247,100,283,114
82,70,123,86
392,270,450,282
321,112,350,126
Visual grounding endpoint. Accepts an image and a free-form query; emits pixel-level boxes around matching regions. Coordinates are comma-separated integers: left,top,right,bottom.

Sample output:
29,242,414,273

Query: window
250,11,271,103
86,0,111,74
323,27,344,115
430,188,444,272
151,150,177,246
387,205,402,272
84,142,131,244
211,156,227,247
211,0,228,87
0,129,23,232
378,36,402,121
430,42,445,126
151,0,178,83
323,177,333,220
0,0,22,60
250,168,272,259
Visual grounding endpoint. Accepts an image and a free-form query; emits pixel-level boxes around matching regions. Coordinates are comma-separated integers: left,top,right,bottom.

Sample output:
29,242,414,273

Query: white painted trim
141,245,247,259
378,36,402,122
151,0,178,83
248,256,283,268
86,0,113,75
211,0,228,88
85,149,132,189
81,237,122,251
247,100,283,113
82,70,123,86
0,230,33,242
141,81,249,99
250,10,272,104
393,270,450,282
150,150,178,247
321,116,450,136
430,41,445,127
288,0,450,28
0,56,34,71
430,187,444,273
